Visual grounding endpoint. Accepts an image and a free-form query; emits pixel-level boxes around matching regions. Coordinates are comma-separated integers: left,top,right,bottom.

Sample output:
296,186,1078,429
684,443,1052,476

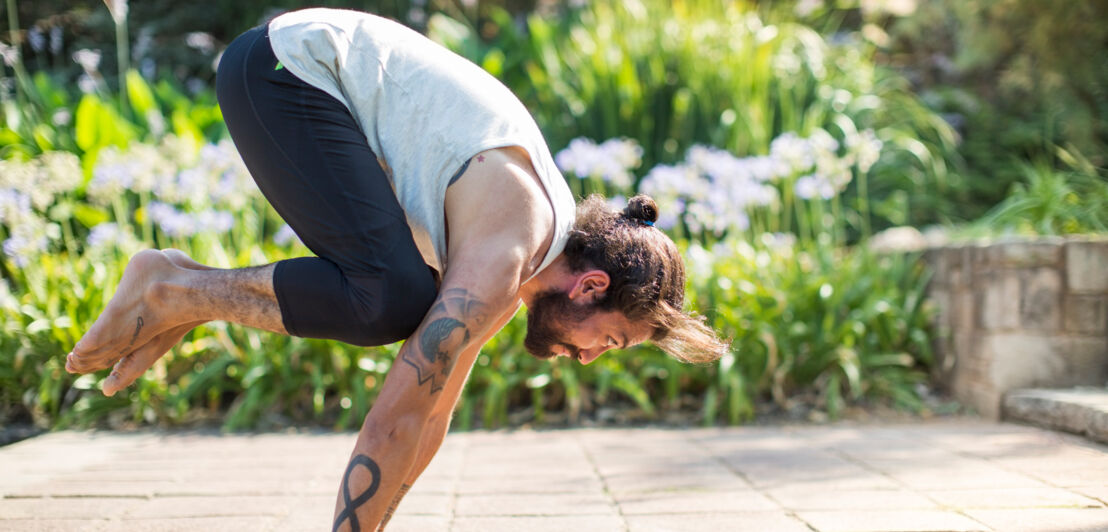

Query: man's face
524,290,652,364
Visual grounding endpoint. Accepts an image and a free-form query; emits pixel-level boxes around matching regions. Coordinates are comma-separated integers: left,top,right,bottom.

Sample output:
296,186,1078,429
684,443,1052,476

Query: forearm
377,415,450,531
332,416,422,532
334,288,501,531
332,250,521,530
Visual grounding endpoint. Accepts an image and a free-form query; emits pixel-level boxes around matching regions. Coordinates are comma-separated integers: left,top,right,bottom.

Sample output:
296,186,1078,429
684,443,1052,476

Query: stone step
1003,387,1108,444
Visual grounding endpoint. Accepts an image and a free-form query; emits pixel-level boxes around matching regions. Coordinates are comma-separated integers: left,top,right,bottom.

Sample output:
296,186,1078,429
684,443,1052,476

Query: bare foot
66,249,193,374
99,249,216,396
162,248,215,271
102,319,206,396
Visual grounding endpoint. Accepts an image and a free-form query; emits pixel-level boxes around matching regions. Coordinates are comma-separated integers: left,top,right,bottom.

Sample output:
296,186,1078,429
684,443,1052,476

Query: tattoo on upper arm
377,482,411,531
333,454,382,532
401,288,489,394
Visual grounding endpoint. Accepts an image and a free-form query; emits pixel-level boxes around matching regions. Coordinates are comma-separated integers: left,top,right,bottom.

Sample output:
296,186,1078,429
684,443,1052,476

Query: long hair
562,194,729,363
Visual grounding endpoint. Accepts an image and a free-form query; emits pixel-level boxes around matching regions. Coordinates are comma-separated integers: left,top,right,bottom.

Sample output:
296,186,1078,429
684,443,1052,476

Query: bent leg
68,24,439,381
216,25,438,346
66,249,287,375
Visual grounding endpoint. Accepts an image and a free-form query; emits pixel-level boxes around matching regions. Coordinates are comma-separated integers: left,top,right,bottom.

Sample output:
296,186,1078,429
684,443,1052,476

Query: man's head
524,194,728,364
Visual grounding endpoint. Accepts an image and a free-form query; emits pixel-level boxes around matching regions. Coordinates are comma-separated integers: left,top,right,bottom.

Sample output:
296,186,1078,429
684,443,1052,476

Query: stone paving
2,419,1108,531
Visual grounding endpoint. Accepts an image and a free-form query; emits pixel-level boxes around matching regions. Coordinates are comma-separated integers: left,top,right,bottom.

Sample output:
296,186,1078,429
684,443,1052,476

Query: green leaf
171,109,203,146
126,70,159,122
74,95,103,151
482,49,506,78
73,204,111,229
32,125,55,151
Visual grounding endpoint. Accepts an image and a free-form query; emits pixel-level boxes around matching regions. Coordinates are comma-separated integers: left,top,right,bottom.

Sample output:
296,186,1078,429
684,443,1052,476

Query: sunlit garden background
1,0,1105,432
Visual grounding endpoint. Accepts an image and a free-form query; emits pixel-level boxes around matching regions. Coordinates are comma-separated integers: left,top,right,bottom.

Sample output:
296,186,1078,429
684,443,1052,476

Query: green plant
692,239,934,423
1,4,947,432
430,0,961,233
885,0,1108,221
968,147,1108,236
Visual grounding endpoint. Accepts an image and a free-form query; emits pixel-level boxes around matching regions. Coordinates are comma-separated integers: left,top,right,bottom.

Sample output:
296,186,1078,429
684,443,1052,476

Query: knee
342,268,436,347
377,268,438,343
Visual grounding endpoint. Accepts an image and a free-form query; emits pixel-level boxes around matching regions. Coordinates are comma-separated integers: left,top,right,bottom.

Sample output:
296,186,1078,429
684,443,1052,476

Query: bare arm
332,148,551,532
332,287,506,532
376,304,519,531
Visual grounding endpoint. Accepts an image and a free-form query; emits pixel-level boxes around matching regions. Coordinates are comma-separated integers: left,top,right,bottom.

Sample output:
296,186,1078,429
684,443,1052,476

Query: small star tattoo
477,155,485,163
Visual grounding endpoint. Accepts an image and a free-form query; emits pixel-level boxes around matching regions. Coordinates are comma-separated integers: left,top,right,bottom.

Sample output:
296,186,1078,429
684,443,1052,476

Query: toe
101,322,198,397
65,353,78,373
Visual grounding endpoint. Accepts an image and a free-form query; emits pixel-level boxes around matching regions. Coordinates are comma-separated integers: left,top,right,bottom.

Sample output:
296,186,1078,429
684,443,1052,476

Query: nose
578,347,609,365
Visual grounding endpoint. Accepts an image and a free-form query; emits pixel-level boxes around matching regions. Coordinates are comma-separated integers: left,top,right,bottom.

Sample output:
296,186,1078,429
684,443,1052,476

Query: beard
524,289,597,360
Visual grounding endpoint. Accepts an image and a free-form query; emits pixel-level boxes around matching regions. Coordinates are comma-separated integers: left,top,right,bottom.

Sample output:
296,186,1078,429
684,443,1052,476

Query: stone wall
925,237,1108,418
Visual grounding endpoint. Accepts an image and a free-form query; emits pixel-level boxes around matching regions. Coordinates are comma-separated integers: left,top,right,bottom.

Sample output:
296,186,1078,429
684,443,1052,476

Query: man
64,8,726,531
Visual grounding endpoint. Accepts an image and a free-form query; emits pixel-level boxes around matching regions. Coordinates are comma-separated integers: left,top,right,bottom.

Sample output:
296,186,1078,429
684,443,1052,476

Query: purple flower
0,189,31,225
86,222,123,249
554,137,641,187
640,164,698,197
274,224,301,246
28,27,45,53
794,174,836,200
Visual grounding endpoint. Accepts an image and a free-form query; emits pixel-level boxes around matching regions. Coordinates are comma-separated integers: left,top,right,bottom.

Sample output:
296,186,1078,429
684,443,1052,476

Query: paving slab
1,420,1108,531
796,509,988,532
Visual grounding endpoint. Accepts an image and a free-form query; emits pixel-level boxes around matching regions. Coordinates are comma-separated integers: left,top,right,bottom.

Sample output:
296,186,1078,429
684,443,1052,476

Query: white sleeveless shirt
267,8,575,277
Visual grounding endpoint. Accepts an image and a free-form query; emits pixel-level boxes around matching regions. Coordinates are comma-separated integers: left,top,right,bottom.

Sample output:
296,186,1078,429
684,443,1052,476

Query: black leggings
216,25,438,346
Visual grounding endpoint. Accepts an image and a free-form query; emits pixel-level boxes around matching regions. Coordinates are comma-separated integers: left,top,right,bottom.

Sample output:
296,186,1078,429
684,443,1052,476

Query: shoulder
443,147,556,284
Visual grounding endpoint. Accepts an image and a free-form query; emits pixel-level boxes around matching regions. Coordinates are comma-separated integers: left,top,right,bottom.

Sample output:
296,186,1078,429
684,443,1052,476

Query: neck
518,254,574,306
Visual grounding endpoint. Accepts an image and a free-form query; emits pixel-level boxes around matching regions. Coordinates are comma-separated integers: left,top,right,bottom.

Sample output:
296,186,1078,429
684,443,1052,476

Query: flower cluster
772,128,883,200
0,153,81,266
84,222,140,253
0,152,82,210
640,145,779,235
554,137,642,188
146,202,234,238
0,136,263,269
88,143,171,204
85,136,254,241
150,139,252,209
556,128,883,239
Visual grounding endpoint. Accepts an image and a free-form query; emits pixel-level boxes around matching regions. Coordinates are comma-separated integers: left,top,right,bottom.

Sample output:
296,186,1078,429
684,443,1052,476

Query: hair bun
623,194,659,224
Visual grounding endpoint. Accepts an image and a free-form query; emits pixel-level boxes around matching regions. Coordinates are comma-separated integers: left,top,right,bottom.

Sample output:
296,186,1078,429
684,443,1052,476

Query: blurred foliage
883,0,1108,222
430,0,962,233
962,147,1108,237
0,126,936,430
2,0,537,91
0,65,224,160
691,240,934,423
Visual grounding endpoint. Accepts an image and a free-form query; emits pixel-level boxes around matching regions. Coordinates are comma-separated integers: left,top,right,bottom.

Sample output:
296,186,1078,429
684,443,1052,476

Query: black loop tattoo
332,455,381,532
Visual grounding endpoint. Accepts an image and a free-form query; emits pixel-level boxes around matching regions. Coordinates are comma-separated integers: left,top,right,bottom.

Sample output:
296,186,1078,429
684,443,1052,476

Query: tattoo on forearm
333,454,382,532
401,288,489,394
377,483,411,531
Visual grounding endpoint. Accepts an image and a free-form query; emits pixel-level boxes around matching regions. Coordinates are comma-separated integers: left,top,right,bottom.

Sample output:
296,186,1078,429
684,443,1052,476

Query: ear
568,269,610,303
